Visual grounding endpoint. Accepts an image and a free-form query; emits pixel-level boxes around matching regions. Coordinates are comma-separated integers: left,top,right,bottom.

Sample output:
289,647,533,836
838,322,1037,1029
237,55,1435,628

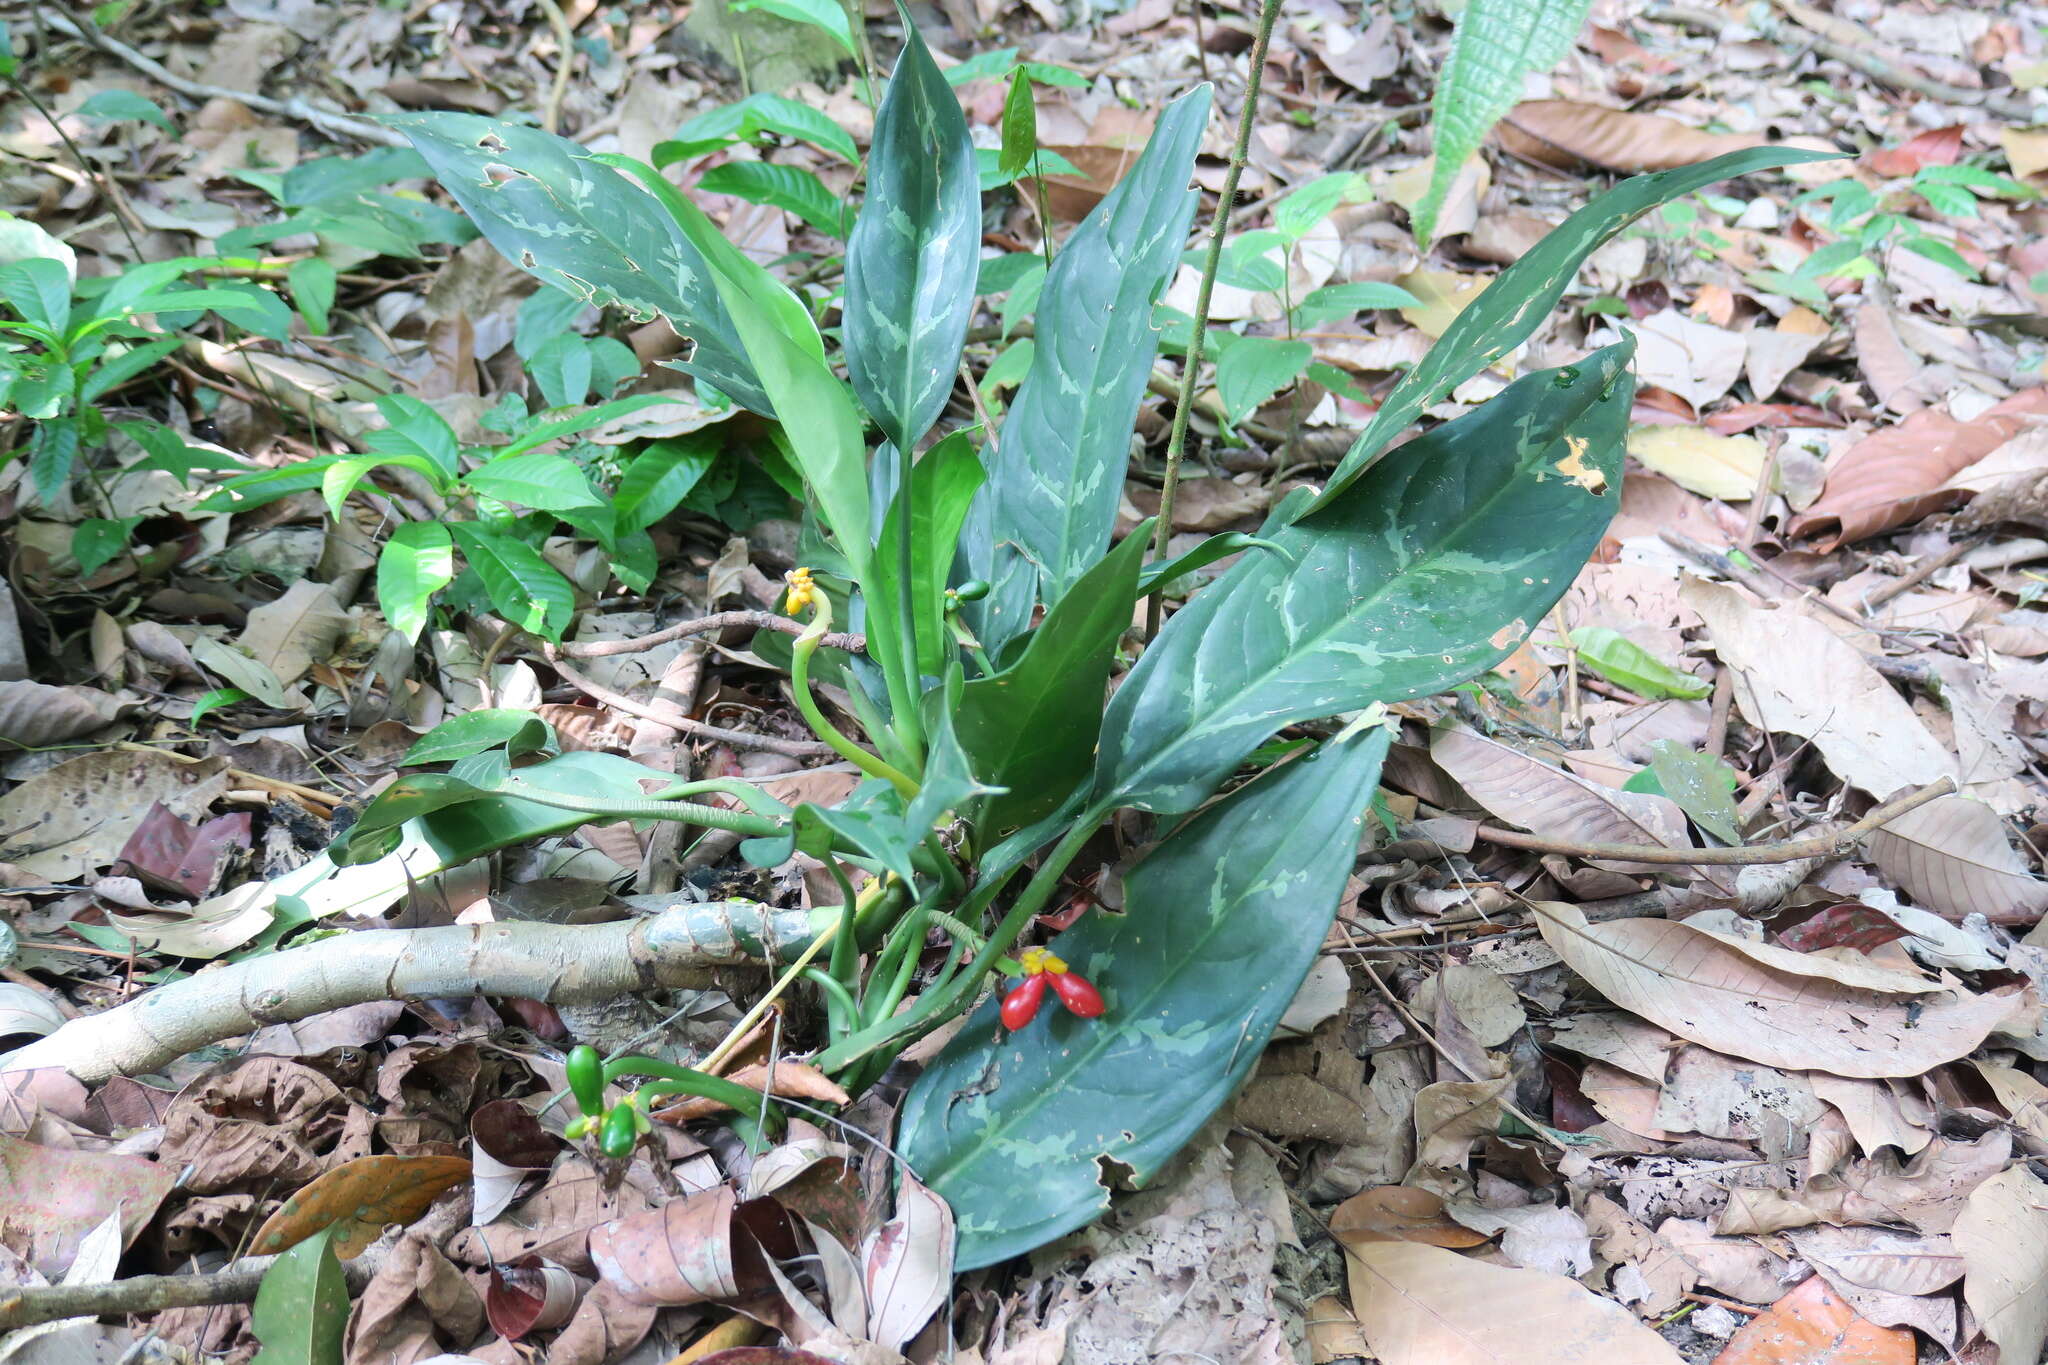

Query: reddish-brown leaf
1711,1275,1913,1365
0,1132,176,1276
1330,1186,1491,1248
1787,388,2048,548
115,803,252,899
1863,126,1964,178
249,1153,473,1258
1773,902,1912,955
1706,403,1845,435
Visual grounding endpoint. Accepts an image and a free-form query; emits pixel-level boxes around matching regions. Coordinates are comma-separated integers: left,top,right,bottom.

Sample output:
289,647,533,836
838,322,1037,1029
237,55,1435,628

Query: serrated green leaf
697,161,849,237
1274,171,1368,241
393,114,771,414
249,1225,348,1365
200,458,341,515
1415,0,1594,244
901,724,1390,1269
1099,343,1633,814
0,257,72,334
1216,335,1311,425
971,85,1211,660
616,434,718,530
954,526,1150,834
449,523,576,640
377,522,455,643
367,393,460,481
843,15,980,454
321,452,444,521
28,415,79,503
730,0,856,55
1569,626,1711,700
1306,145,1844,517
1000,70,1037,178
78,336,181,404
403,709,556,765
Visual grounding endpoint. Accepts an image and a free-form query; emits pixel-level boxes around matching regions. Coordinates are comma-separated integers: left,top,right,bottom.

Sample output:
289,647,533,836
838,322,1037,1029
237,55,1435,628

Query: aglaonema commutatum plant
312,16,1834,1265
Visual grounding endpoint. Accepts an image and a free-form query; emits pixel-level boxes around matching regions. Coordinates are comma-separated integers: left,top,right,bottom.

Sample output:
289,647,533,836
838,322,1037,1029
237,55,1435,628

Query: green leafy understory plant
301,15,1836,1266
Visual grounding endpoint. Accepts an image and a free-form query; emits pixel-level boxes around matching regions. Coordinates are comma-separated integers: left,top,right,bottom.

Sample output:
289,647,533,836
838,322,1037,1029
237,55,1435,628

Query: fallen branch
0,899,823,1084
556,610,865,659
40,5,408,146
545,652,837,758
1472,777,1957,865
0,1256,376,1333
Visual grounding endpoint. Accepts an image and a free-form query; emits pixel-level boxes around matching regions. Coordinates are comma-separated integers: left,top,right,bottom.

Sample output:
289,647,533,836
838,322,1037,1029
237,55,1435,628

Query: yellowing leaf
249,1154,472,1258
2001,127,2048,180
1396,269,1490,339
1626,425,1766,500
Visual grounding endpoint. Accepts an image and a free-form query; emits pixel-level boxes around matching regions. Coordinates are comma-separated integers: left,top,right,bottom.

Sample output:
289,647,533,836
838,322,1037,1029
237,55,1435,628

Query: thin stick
545,652,835,758
1145,0,1284,639
534,0,576,133
556,611,865,659
0,1258,376,1333
1865,533,1981,611
1471,777,1955,866
38,5,407,146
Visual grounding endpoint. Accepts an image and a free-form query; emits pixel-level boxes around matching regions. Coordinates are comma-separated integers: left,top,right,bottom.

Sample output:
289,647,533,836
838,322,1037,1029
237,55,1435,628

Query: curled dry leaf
861,1171,953,1353
1496,101,1766,173
649,1060,851,1123
0,681,132,749
1787,387,2048,548
1329,1185,1490,1248
1864,794,2048,924
1682,577,1953,798
249,1153,474,1257
486,1256,586,1339
1533,902,2022,1078
1345,1239,1685,1365
1954,1166,2048,1365
1431,726,1731,891
589,1185,801,1308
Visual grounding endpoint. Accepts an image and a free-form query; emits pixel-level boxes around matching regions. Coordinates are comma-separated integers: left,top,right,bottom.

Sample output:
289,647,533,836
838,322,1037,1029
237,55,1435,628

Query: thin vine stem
1145,0,1284,639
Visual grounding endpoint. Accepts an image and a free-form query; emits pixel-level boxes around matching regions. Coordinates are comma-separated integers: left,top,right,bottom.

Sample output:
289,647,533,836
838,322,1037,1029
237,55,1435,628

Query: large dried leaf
0,750,231,881
1345,1239,1684,1365
249,1154,473,1257
1626,427,1767,501
861,1173,952,1352
1864,794,2048,924
1787,388,2048,548
1533,902,2020,1078
1954,1167,2048,1365
1330,1186,1490,1248
238,580,350,689
1681,577,1952,798
0,682,131,749
1498,101,1767,173
0,1132,176,1276
1784,1226,1962,1296
1710,1274,1912,1365
1430,726,1731,891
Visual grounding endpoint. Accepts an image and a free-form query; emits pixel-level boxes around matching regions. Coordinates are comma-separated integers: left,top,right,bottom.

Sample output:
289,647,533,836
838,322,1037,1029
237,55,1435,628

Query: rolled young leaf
1097,341,1634,815
842,8,981,455
969,85,1212,659
899,723,1390,1268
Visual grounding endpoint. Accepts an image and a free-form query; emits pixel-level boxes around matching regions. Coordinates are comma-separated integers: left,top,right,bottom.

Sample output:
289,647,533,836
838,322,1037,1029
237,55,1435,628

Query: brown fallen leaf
250,1153,473,1257
1787,387,2048,548
1954,1166,2048,1365
1345,1238,1685,1365
0,1132,176,1277
1709,1274,1912,1365
1864,125,1964,178
589,1185,802,1307
1330,1185,1490,1248
1865,793,2048,924
862,1171,953,1353
1496,100,1765,173
0,749,231,882
0,681,133,750
1534,902,2021,1078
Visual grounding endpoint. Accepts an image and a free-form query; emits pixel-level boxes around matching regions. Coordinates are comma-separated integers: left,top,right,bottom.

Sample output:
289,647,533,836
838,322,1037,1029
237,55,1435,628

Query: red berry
1051,971,1104,1018
1000,973,1049,1030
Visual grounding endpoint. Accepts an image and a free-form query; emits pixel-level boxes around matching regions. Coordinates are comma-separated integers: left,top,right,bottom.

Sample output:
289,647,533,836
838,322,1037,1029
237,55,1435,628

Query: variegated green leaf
899,724,1390,1269
1414,0,1594,244
391,114,770,414
1098,341,1635,815
1307,146,1842,516
842,13,981,455
970,85,1211,659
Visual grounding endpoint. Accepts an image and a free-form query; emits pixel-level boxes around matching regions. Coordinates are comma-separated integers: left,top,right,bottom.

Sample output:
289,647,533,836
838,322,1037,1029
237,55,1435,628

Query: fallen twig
1472,777,1956,865
39,5,408,146
544,651,836,757
556,610,865,659
0,900,823,1083
0,1256,376,1333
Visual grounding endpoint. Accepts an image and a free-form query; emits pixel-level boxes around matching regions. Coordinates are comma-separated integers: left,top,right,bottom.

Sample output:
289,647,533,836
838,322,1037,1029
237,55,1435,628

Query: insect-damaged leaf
969,85,1210,659
1097,342,1633,816
898,724,1388,1269
841,10,981,454
391,114,770,415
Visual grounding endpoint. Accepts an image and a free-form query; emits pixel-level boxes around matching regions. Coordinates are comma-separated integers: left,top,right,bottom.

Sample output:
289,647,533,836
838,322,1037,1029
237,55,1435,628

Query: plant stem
1145,0,1284,640
791,611,918,797
889,441,926,765
3,71,146,262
